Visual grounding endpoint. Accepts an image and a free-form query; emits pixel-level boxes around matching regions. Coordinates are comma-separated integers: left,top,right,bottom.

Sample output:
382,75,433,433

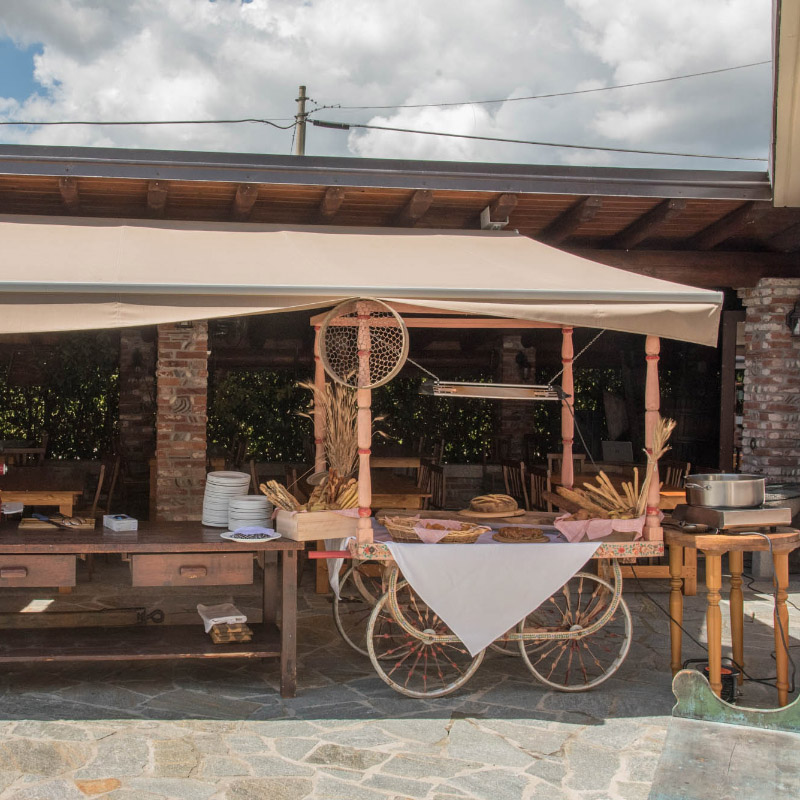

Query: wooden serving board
19,517,96,530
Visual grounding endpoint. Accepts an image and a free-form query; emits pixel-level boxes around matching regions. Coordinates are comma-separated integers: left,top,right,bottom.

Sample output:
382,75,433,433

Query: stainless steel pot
684,474,765,508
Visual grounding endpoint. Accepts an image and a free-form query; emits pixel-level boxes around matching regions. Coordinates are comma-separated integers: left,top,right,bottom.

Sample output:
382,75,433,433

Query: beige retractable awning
0,215,722,345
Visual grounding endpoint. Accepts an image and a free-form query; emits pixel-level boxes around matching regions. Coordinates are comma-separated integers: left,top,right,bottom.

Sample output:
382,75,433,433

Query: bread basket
383,516,489,544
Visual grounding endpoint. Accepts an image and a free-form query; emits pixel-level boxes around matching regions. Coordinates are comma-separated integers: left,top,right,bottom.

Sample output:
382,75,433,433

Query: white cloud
0,0,774,168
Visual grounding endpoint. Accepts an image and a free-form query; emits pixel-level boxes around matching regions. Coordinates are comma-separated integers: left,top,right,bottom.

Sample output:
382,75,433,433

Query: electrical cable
310,119,767,162
317,60,772,112
628,555,795,693
0,117,297,129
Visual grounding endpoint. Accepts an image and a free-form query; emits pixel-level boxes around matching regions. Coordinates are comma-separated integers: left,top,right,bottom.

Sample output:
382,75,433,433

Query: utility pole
295,85,307,156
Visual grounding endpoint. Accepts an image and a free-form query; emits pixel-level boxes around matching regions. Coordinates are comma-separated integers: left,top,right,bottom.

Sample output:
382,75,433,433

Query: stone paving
0,561,797,799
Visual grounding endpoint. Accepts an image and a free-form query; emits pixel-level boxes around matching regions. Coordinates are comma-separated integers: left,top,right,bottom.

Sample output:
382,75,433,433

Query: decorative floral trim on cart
351,539,663,561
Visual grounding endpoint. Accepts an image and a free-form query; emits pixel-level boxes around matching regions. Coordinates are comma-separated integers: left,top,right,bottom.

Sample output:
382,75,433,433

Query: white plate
220,530,281,543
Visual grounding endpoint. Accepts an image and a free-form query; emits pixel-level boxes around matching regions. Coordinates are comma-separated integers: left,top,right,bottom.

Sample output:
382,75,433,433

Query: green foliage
207,369,310,461
0,333,119,459
373,376,494,462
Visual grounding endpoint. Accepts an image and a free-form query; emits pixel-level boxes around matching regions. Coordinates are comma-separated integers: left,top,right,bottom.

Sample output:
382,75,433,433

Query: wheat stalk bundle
298,380,358,477
556,416,676,520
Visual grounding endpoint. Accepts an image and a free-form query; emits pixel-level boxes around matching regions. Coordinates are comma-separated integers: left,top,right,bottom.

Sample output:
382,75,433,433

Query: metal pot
684,474,765,508
765,483,800,525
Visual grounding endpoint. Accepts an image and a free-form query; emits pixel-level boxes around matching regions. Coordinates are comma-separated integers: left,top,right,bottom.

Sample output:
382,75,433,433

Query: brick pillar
738,278,800,481
495,335,536,461
155,322,209,521
119,327,156,518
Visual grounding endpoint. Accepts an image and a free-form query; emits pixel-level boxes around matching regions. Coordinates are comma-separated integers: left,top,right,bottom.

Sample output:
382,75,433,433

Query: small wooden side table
665,527,800,707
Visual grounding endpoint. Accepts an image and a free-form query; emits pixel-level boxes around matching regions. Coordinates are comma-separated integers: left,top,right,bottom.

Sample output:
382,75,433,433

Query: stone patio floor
0,560,798,800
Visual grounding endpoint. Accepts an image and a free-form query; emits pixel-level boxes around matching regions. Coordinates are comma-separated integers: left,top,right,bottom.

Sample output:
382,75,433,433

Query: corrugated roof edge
0,144,772,201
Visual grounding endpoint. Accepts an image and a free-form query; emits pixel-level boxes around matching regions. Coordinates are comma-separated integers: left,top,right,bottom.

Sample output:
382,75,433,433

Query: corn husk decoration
557,416,676,521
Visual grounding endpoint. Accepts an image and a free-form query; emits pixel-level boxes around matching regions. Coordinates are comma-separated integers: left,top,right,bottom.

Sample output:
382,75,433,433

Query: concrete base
751,549,775,580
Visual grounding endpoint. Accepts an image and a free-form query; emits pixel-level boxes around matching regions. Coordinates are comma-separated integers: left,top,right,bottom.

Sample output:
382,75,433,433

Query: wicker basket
383,516,489,544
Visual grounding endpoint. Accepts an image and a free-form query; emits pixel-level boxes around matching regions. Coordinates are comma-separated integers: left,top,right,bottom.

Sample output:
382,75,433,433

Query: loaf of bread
468,494,518,513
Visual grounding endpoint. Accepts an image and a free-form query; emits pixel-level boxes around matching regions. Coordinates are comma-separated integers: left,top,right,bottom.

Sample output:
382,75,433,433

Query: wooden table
0,468,83,516
0,521,302,697
665,526,800,707
371,456,421,469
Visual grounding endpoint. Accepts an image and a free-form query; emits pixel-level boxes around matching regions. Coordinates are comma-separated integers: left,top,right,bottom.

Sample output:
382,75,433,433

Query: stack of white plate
228,495,273,531
202,471,251,527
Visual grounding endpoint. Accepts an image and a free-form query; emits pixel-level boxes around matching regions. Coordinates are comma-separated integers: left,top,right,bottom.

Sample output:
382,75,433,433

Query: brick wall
119,327,156,517
495,335,536,461
155,322,209,521
738,278,800,480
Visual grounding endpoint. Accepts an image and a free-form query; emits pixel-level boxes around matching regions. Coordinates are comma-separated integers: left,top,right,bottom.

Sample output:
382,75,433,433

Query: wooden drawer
0,555,76,587
131,553,253,587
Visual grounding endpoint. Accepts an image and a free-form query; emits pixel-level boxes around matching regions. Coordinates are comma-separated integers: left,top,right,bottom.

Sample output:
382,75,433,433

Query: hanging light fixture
420,380,564,401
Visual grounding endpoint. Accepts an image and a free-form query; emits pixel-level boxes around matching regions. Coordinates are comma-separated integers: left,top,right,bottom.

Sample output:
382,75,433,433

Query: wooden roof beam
767,220,800,252
608,198,686,250
147,180,168,217
317,187,346,222
58,177,80,213
687,200,769,250
231,184,259,221
538,196,603,245
393,189,433,227
478,193,518,228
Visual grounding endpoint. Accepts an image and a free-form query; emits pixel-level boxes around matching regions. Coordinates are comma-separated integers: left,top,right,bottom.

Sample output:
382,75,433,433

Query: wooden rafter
768,220,800,253
317,187,346,222
687,201,769,250
231,184,259,221
147,181,168,217
609,198,686,250
393,189,433,227
478,193,518,227
538,196,603,245
58,177,80,213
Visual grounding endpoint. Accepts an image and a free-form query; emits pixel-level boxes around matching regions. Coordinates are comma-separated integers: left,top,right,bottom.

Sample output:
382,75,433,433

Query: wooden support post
356,302,373,544
669,542,684,676
774,551,791,707
561,327,574,489
728,550,744,686
313,326,326,475
644,335,663,541
704,551,723,698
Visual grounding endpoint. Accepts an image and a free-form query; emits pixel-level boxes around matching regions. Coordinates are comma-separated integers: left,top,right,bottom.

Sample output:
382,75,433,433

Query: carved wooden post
356,302,373,544
644,335,663,541
561,327,574,489
313,326,326,475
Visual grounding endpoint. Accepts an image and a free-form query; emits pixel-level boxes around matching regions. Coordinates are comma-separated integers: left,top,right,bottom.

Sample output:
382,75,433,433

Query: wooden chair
284,464,309,504
75,455,121,518
547,452,587,476
662,461,691,488
426,463,446,510
528,465,552,512
227,434,250,470
501,459,530,510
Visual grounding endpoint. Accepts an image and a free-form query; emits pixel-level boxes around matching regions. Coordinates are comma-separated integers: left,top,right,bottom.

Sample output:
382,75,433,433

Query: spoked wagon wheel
489,630,522,657
333,563,385,656
518,571,632,692
367,578,485,698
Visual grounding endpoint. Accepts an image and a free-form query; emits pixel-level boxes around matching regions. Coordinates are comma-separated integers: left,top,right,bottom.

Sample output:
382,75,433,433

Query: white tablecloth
385,529,599,656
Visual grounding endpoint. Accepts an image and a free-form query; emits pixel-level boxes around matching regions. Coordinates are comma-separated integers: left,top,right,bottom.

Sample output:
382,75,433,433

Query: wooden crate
275,510,359,542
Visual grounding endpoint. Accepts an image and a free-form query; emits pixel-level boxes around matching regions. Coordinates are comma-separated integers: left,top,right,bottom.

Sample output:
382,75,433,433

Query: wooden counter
0,521,302,697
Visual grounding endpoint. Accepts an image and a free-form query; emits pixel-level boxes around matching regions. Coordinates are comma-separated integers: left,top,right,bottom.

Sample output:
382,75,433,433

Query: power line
312,60,772,113
0,117,297,129
311,119,768,162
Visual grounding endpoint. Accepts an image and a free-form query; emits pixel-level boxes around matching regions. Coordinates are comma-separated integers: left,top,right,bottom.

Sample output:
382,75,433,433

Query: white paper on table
385,540,600,656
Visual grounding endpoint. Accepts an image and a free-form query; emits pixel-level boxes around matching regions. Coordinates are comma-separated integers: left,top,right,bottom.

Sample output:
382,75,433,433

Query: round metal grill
319,299,409,389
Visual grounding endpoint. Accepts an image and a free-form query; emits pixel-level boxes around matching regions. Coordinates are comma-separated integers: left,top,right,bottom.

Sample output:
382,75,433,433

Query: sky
0,0,775,170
